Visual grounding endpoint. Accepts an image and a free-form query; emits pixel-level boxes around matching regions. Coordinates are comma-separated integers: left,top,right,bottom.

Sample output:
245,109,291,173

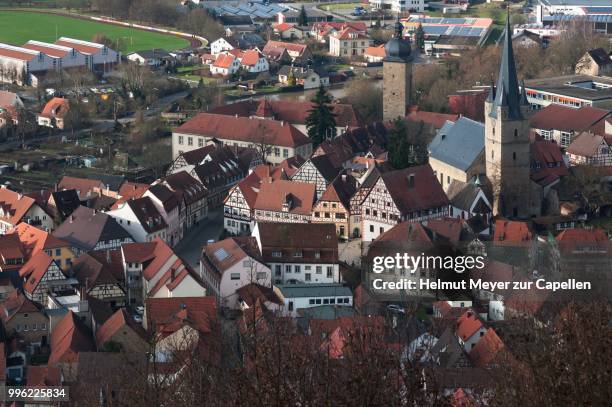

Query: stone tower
383,17,413,122
485,13,535,219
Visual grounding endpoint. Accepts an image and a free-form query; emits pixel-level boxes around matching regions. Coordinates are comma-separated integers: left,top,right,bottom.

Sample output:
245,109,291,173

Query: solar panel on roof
214,248,230,261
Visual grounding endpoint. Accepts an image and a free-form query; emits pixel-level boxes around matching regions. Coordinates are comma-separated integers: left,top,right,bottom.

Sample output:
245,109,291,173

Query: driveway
175,207,225,269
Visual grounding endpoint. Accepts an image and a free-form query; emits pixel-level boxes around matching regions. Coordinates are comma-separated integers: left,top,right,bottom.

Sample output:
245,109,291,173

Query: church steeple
491,12,522,120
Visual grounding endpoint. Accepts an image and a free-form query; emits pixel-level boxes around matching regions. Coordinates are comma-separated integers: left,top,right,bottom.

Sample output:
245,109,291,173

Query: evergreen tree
415,23,425,50
305,85,337,147
298,5,308,26
387,119,427,169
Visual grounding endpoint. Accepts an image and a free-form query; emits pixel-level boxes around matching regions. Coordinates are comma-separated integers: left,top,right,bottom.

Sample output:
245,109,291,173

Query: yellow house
14,222,76,271
311,173,358,239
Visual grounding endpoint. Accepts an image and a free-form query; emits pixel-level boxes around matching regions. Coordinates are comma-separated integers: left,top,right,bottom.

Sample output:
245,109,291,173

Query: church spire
492,11,522,120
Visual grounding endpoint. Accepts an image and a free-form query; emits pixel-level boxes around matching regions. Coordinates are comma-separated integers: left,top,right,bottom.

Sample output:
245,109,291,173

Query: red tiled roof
493,220,532,245
456,310,483,342
19,251,55,292
0,46,38,61
253,179,315,215
73,251,122,290
121,241,157,263
26,365,62,386
40,97,70,119
0,292,43,323
55,38,100,55
48,311,95,365
567,132,608,157
529,104,610,133
95,308,147,348
58,176,103,198
468,328,504,368
405,109,460,130
273,23,294,32
556,228,608,242
332,27,369,40
365,44,386,58
118,181,149,200
22,42,68,58
263,40,307,56
176,112,311,148
0,233,25,264
145,296,217,337
236,283,282,307
125,196,167,234
380,164,449,215
14,223,68,255
240,49,263,66
202,236,261,274
0,188,37,226
530,139,569,186
213,53,236,69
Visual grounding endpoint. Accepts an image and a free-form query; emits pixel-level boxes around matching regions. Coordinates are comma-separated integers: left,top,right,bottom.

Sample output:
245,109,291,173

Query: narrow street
175,207,224,269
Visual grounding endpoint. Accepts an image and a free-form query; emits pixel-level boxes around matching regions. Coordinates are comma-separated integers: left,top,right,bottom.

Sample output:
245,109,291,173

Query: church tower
383,17,413,122
485,13,534,219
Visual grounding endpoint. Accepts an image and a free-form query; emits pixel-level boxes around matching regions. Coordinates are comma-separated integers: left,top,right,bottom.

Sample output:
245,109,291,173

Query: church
381,14,564,220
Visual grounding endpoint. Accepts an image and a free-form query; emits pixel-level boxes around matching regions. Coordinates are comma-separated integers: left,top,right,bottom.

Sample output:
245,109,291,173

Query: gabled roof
240,49,265,66
366,222,435,260
530,139,568,186
95,308,147,348
209,99,362,128
0,292,43,323
162,171,208,205
121,241,158,263
145,296,217,337
0,187,37,226
308,154,343,183
365,44,386,57
556,228,608,243
213,53,237,69
175,113,311,148
50,189,81,219
332,27,369,40
585,48,611,68
23,40,72,58
118,181,149,200
253,179,315,215
446,180,488,213
493,219,532,245
48,311,95,365
567,132,608,157
257,222,337,250
55,37,104,55
468,328,504,368
263,40,308,56
0,232,25,263
14,223,68,254
26,365,62,387
456,310,483,342
72,251,123,291
236,283,282,307
40,97,70,119
380,165,449,215
319,172,358,209
202,236,262,275
58,176,103,198
428,117,484,172
405,109,460,130
53,206,134,251
20,251,58,295
147,184,180,213
529,104,610,133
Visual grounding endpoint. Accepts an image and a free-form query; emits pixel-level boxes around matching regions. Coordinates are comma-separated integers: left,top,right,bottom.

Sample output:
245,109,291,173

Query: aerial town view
0,0,609,405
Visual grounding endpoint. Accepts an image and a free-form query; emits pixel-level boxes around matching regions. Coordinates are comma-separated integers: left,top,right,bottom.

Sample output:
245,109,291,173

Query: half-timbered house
312,172,358,239
253,179,315,224
73,251,126,308
567,131,612,166
158,171,208,231
446,180,492,232
349,165,387,239
290,154,342,199
20,251,70,304
360,164,450,242
253,222,340,285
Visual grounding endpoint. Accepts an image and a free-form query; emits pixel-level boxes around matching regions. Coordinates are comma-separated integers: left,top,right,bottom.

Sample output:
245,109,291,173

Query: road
175,207,225,269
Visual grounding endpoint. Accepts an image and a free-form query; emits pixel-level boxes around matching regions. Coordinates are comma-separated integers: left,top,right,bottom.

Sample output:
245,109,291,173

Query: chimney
69,215,73,223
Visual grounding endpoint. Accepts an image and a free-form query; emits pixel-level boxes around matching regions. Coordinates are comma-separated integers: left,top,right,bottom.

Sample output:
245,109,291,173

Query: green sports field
0,11,190,53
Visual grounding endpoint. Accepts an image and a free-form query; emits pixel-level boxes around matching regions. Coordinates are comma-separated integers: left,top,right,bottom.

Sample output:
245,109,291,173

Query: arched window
514,129,518,137
491,150,494,159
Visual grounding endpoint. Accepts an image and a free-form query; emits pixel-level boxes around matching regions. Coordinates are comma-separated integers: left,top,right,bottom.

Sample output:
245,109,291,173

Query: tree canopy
306,86,337,147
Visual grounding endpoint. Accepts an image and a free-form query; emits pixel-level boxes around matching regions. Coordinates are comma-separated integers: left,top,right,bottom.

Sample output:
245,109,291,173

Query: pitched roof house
576,48,612,76
253,179,316,223
0,187,54,233
291,154,343,198
0,233,26,272
200,236,270,309
95,308,148,353
19,250,68,304
13,222,74,271
252,222,340,285
48,311,95,366
52,206,135,254
37,97,70,129
72,251,126,307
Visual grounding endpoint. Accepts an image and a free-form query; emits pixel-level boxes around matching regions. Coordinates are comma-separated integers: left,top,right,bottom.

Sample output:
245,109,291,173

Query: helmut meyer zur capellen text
370,254,592,292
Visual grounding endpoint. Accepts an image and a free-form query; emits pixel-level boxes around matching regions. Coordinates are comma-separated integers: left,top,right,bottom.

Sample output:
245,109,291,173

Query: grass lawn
0,11,189,53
